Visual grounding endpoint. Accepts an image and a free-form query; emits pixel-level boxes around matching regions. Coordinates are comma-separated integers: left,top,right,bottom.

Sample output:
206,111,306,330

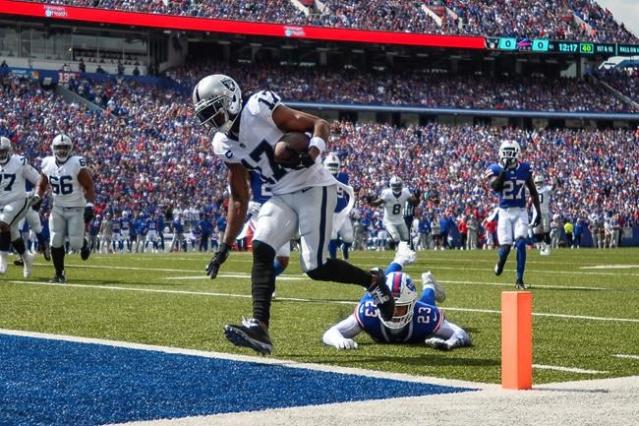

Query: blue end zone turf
0,334,474,425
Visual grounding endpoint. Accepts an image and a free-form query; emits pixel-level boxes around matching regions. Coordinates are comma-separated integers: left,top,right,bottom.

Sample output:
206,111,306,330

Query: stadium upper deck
20,0,638,44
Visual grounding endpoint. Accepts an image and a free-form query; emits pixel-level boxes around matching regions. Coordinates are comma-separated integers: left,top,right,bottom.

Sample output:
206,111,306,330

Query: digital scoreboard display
487,37,634,57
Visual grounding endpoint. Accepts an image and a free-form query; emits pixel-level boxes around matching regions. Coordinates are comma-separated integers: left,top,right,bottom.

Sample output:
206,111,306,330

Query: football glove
206,243,231,279
334,338,358,350
298,151,315,168
424,337,450,350
84,204,95,224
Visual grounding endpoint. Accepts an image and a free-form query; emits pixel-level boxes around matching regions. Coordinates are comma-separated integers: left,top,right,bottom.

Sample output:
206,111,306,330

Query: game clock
487,36,632,57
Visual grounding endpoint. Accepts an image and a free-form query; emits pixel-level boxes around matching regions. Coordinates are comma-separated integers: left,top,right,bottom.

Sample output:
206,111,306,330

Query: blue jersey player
324,153,354,260
484,140,541,289
322,251,470,351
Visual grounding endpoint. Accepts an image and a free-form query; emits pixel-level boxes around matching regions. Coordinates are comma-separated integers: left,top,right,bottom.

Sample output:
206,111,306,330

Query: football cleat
494,257,507,276
515,279,526,290
422,271,446,303
0,252,7,274
395,241,416,265
42,245,51,262
22,252,34,279
49,273,66,284
367,268,395,322
80,239,91,261
224,317,272,355
13,258,24,266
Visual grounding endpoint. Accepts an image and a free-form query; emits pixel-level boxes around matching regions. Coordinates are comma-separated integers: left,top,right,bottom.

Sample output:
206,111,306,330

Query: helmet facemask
390,176,403,195
380,272,418,330
194,95,235,133
53,143,72,162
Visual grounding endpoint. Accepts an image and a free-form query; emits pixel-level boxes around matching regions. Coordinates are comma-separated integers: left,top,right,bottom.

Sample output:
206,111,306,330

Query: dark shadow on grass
287,352,499,368
532,388,609,394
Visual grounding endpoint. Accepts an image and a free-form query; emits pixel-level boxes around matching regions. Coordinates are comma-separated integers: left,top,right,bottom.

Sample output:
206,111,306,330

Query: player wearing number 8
35,134,96,283
484,140,541,289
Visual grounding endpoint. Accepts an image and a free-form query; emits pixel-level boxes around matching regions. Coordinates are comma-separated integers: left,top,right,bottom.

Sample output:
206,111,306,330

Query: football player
34,134,96,283
366,176,419,250
323,152,354,261
0,136,41,278
532,175,552,256
192,74,393,355
484,140,541,290
323,254,470,351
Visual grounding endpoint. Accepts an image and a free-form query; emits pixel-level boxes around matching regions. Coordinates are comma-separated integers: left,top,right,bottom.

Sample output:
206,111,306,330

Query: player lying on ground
322,247,471,351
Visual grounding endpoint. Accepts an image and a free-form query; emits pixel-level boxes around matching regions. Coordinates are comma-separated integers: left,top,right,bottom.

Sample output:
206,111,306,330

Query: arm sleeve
322,315,362,347
23,164,41,186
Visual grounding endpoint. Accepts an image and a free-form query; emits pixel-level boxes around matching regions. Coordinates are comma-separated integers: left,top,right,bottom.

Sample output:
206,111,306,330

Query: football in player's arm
484,140,541,289
35,134,96,283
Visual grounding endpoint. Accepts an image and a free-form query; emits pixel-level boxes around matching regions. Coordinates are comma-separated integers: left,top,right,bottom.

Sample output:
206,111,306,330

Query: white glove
336,338,358,350
424,337,450,351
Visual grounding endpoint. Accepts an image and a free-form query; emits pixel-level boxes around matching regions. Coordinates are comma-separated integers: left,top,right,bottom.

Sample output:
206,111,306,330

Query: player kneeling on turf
322,257,470,351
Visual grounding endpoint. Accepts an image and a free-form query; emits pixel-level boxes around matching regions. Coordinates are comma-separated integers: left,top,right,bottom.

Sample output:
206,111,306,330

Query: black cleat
224,317,272,355
515,279,526,290
80,239,91,261
13,258,24,267
367,267,395,322
49,273,66,284
494,257,507,276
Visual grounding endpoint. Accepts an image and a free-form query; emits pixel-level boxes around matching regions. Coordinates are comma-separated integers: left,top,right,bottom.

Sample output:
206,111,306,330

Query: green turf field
1,248,638,384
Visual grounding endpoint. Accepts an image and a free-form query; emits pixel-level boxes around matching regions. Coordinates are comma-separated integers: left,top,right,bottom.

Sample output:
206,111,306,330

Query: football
274,132,310,167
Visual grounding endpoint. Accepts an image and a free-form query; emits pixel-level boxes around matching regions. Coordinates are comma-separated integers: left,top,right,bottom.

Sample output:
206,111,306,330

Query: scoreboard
486,37,635,57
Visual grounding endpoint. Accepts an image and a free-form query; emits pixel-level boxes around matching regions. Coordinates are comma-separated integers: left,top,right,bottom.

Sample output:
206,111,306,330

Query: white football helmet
498,140,520,167
52,134,73,163
380,272,418,330
534,174,545,186
323,152,340,175
192,74,242,133
390,176,403,194
0,136,12,165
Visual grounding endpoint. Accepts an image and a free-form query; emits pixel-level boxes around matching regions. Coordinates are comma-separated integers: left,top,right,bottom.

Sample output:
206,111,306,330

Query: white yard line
532,364,607,374
6,280,639,324
613,354,639,360
581,265,639,270
0,328,491,390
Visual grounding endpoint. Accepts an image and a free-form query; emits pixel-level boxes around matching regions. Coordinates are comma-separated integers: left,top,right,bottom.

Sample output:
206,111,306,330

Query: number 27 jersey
485,162,532,209
212,90,336,195
40,155,88,207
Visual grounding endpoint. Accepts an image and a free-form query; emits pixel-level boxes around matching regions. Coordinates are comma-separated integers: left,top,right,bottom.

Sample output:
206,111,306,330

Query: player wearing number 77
192,74,394,356
322,251,471,351
34,134,96,284
483,140,541,290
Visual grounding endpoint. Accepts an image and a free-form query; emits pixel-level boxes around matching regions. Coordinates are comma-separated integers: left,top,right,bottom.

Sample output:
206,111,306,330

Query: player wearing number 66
192,74,394,355
483,140,541,290
35,134,96,284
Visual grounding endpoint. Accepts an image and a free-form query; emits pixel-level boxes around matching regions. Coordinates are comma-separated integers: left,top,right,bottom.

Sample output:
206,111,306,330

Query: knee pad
69,237,84,251
253,240,276,264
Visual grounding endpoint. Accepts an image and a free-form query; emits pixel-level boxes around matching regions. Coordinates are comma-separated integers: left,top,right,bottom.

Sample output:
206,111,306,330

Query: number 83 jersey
212,90,336,195
41,155,87,207
485,162,532,209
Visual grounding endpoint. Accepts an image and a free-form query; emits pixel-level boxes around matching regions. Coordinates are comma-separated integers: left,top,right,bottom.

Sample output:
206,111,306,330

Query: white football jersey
380,188,411,224
0,155,40,205
212,90,336,195
41,155,88,207
537,185,552,215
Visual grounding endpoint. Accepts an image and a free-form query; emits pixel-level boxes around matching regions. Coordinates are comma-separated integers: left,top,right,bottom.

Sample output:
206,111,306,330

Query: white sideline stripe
6,280,639,324
0,328,491,390
167,274,307,281
533,364,607,374
47,262,639,278
581,265,639,270
613,354,639,360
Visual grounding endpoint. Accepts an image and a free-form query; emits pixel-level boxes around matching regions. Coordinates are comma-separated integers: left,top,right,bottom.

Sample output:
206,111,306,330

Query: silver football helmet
380,272,418,330
323,152,341,175
390,176,403,194
498,140,521,168
192,74,242,133
0,136,12,165
534,174,545,186
52,134,73,163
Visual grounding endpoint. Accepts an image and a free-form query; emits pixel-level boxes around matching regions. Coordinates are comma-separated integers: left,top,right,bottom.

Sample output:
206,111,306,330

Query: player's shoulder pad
212,132,239,163
519,162,531,173
484,163,501,178
72,155,88,168
246,90,282,117
13,154,27,165
40,155,54,169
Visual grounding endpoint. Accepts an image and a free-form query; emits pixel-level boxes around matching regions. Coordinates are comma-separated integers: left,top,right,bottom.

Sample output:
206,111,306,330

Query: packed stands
25,0,637,43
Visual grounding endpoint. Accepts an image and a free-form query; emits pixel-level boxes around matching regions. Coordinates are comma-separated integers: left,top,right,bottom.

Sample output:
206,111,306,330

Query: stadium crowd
26,0,637,44
166,62,635,112
598,68,639,104
1,71,637,253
